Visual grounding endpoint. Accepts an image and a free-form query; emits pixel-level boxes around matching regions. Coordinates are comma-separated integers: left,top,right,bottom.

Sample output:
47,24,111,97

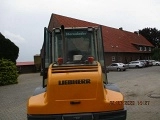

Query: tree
139,28,160,48
0,33,19,63
151,48,160,60
0,59,18,86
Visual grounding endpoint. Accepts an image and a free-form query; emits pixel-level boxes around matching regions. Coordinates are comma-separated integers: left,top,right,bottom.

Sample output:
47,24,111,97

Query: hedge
0,59,18,86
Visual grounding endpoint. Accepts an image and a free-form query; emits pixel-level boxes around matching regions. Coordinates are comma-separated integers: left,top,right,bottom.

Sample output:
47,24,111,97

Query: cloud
3,30,26,44
6,0,160,32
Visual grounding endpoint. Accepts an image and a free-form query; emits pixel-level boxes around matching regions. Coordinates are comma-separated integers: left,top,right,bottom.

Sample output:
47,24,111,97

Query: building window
112,56,115,61
149,47,151,51
144,47,146,51
139,46,142,51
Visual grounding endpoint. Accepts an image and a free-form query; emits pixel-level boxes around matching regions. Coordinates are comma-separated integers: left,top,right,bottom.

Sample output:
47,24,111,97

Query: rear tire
117,68,121,71
136,65,139,68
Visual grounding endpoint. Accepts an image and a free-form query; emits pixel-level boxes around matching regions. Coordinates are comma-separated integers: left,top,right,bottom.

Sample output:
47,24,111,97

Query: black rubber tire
136,65,139,68
117,68,121,71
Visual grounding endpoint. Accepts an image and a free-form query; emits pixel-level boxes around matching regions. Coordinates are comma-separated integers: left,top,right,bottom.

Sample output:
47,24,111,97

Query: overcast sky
0,0,160,62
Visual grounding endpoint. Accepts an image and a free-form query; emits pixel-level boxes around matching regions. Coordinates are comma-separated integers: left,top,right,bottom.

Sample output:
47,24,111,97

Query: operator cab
53,27,98,65
43,26,107,86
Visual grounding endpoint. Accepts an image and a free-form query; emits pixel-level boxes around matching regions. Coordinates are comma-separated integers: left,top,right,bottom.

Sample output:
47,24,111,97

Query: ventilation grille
52,65,98,73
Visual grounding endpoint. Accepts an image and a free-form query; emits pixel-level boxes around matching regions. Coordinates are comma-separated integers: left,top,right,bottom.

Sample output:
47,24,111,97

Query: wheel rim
117,68,121,71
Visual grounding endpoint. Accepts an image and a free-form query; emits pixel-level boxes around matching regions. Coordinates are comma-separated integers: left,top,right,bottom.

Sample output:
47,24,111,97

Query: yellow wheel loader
27,25,126,120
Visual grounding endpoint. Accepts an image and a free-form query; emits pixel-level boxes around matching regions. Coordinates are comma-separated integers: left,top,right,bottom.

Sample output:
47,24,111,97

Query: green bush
152,48,160,60
0,59,18,86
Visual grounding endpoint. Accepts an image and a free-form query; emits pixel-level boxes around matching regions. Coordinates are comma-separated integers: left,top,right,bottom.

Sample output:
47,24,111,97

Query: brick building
46,13,154,65
16,61,35,73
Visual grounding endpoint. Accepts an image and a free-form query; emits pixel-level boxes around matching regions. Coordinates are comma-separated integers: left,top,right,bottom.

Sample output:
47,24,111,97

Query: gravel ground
0,66,160,120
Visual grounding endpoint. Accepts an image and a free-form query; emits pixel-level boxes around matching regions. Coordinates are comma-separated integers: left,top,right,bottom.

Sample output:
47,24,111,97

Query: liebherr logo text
58,79,91,85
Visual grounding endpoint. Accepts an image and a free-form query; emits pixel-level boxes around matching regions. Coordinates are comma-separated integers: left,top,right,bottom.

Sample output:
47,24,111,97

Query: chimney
119,27,123,30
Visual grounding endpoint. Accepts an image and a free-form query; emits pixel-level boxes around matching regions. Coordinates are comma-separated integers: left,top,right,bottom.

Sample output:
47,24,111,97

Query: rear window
131,62,138,64
111,63,118,66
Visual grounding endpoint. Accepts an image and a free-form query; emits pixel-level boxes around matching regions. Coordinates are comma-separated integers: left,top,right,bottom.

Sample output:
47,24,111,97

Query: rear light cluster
57,57,63,65
88,57,94,64
57,56,94,65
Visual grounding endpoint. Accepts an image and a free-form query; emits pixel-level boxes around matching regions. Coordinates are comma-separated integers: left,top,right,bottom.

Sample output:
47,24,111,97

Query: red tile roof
16,61,34,66
48,14,154,53
48,14,98,31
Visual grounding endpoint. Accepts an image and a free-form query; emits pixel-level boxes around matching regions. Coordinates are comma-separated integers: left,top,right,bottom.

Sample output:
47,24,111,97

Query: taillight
57,57,63,65
88,57,94,64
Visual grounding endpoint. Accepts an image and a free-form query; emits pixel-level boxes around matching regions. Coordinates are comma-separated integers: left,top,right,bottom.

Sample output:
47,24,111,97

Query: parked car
146,60,153,66
106,63,127,71
151,60,160,66
128,61,144,68
139,60,148,67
